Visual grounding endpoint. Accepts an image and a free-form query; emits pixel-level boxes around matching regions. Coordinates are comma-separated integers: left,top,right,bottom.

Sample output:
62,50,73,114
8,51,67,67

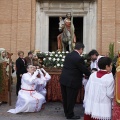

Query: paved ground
0,77,84,120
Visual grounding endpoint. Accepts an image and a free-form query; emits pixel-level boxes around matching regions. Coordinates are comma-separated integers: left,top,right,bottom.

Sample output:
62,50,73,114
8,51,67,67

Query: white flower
54,66,56,68
48,57,52,60
61,59,64,62
84,60,87,63
58,51,61,54
61,64,63,67
62,51,65,53
66,51,69,53
55,54,58,57
63,56,65,59
59,54,62,57
52,51,55,54
46,53,48,56
57,64,60,67
50,54,53,56
53,58,56,61
57,58,60,61
43,58,46,61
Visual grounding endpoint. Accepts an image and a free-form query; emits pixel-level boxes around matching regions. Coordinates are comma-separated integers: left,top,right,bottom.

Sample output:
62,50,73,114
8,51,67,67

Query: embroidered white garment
83,72,114,120
82,78,88,88
90,55,103,70
36,68,51,97
7,71,45,114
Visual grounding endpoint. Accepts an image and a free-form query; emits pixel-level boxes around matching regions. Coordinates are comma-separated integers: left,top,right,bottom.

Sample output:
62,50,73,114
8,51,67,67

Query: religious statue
57,13,76,52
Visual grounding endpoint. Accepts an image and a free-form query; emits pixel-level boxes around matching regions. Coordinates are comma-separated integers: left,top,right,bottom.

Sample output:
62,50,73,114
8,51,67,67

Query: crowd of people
7,50,51,113
60,43,114,120
0,42,115,120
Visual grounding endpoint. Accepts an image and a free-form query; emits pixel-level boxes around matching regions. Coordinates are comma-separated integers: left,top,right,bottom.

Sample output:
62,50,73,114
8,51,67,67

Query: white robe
83,72,114,120
36,68,51,97
7,71,45,114
90,55,103,70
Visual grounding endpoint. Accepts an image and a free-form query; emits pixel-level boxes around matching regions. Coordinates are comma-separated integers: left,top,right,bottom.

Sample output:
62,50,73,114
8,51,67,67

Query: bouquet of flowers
37,51,69,68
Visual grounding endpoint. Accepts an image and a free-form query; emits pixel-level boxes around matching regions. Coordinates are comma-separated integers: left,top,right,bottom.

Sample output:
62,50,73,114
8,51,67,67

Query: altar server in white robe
7,65,45,114
83,57,114,120
88,49,103,70
36,68,51,97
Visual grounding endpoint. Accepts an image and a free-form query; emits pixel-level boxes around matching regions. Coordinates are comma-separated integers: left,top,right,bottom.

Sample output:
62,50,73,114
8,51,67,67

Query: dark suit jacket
16,57,27,76
60,51,91,89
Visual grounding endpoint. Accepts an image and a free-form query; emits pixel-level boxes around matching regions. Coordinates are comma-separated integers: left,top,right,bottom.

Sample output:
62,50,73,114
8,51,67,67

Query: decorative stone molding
35,0,97,53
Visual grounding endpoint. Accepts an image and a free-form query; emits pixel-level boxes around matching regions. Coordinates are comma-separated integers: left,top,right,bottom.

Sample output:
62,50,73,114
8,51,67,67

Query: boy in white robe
82,68,98,108
84,57,114,120
7,65,45,114
88,49,103,71
35,68,51,97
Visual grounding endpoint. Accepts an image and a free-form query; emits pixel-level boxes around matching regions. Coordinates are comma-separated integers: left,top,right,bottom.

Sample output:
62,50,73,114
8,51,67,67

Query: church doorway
49,17,83,52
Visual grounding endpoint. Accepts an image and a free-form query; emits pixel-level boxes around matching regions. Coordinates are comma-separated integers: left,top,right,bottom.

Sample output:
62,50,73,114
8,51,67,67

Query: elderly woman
0,48,7,61
0,48,8,105
0,48,11,76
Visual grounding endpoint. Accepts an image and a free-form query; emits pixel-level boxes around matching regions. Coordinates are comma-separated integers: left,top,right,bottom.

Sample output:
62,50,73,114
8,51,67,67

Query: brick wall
0,0,120,61
0,0,36,61
97,0,120,55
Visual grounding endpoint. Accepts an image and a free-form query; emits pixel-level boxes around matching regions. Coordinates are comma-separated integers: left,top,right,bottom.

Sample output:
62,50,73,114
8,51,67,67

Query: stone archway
35,0,97,53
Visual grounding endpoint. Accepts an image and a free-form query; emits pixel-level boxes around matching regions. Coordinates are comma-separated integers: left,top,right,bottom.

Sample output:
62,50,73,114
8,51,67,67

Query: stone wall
35,0,97,54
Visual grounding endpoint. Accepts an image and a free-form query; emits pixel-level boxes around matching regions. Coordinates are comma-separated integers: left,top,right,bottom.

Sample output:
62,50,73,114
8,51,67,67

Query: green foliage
37,52,47,59
82,54,91,68
108,43,117,68
37,51,69,68
108,43,114,60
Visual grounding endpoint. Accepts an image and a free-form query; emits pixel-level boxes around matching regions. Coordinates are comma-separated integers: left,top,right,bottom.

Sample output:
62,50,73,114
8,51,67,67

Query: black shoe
66,115,80,119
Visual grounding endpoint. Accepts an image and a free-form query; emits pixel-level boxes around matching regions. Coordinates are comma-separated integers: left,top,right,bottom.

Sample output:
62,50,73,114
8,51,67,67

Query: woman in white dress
84,57,114,120
7,65,45,114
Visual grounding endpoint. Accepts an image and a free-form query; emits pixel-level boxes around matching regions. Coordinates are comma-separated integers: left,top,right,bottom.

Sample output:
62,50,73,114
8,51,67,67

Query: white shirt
90,55,103,70
84,72,114,120
21,71,45,90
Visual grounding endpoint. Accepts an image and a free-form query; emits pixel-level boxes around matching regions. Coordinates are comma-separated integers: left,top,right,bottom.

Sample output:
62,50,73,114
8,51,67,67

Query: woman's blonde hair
18,51,24,56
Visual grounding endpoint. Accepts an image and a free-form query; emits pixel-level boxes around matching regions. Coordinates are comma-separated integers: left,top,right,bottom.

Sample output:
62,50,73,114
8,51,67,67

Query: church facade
0,0,119,60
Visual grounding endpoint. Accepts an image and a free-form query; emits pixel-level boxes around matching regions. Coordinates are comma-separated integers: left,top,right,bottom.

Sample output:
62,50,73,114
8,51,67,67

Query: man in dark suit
16,51,27,95
60,43,91,119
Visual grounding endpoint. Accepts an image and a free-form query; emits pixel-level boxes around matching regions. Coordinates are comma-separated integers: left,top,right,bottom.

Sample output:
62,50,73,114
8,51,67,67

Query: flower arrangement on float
37,51,69,68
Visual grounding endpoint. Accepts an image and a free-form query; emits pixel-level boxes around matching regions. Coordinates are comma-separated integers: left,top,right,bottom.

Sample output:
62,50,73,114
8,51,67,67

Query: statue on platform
57,13,76,52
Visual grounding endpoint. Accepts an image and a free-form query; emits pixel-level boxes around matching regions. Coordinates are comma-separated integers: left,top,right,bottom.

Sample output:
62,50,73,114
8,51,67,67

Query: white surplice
7,71,45,114
36,68,51,97
83,72,114,120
